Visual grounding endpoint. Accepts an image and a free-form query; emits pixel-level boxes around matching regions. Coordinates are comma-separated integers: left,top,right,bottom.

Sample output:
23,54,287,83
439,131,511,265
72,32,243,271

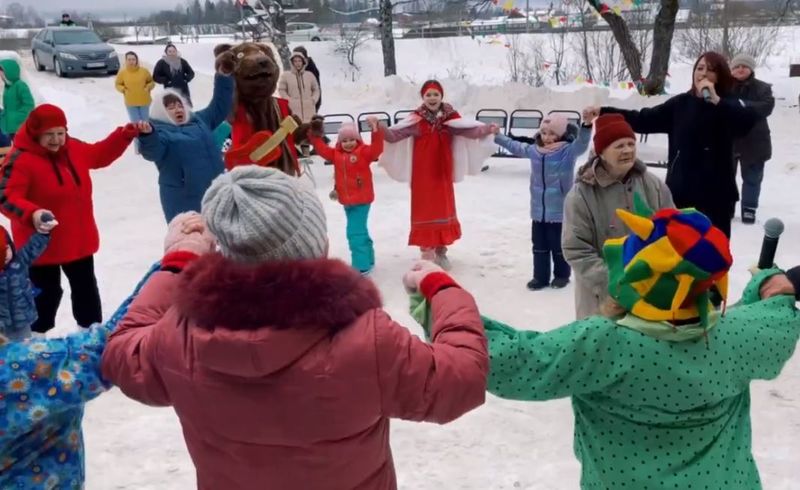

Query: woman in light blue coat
491,113,592,290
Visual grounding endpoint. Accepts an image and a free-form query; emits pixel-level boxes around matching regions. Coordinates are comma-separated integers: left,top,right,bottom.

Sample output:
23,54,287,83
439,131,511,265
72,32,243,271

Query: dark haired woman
115,51,154,124
153,44,196,106
585,52,759,236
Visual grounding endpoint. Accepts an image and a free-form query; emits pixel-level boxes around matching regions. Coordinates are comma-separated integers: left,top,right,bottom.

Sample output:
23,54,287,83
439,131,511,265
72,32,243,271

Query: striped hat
202,166,327,263
603,194,732,326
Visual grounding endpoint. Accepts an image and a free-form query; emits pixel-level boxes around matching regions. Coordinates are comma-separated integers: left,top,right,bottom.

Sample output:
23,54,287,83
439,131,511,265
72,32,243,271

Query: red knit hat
25,104,68,138
593,114,635,155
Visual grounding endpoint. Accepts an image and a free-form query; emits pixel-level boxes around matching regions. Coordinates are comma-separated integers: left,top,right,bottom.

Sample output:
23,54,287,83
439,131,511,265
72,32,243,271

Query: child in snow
490,112,593,290
0,58,35,139
0,264,156,489
0,217,56,341
137,51,236,223
410,202,800,490
380,80,495,269
309,116,383,275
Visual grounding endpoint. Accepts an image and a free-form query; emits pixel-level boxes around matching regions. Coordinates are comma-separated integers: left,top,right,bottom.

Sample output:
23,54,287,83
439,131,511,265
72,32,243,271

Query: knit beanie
539,114,569,139
603,194,732,327
593,114,635,155
201,166,327,263
337,123,361,141
26,104,68,138
730,53,756,72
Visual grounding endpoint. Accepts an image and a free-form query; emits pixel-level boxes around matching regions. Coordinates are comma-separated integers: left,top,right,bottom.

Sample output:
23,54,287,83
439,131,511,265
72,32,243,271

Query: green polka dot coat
410,270,800,489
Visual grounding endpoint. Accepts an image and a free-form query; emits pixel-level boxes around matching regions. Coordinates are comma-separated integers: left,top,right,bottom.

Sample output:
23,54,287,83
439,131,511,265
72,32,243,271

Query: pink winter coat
101,254,488,490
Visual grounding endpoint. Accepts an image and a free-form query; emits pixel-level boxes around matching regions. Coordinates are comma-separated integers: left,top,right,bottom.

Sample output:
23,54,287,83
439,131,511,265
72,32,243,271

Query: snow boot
551,277,570,289
434,247,451,271
742,207,756,224
526,278,549,290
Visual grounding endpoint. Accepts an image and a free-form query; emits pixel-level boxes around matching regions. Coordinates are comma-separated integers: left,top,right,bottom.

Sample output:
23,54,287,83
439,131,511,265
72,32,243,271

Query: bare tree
335,24,370,75
584,0,679,94
506,35,546,86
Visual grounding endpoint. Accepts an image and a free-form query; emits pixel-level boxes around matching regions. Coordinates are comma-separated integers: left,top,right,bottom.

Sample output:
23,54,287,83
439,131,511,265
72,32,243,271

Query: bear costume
213,42,311,176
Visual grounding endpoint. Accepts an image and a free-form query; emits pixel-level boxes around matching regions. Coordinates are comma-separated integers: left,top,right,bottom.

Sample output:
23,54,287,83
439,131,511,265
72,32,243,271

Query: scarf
536,140,568,155
413,102,459,131
163,54,182,74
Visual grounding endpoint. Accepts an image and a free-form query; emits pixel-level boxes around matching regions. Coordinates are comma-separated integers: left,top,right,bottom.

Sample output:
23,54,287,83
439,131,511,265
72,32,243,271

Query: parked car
286,22,323,42
31,27,119,78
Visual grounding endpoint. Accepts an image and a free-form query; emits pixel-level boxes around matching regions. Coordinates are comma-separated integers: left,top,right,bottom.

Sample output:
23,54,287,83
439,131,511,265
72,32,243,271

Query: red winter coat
309,130,383,206
0,124,135,265
101,255,488,490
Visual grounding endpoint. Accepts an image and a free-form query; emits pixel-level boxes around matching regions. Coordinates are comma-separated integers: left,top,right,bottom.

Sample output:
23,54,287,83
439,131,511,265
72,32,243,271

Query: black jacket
304,57,321,111
602,93,758,227
153,58,196,101
732,74,774,163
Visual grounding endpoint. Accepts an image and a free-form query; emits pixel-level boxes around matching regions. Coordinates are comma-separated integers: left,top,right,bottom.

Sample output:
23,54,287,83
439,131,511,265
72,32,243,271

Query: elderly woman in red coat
101,166,488,490
0,104,138,333
379,80,495,270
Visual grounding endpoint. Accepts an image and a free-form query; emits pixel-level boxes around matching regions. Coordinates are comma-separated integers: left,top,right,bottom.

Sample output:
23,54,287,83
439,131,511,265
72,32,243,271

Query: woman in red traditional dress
380,80,494,269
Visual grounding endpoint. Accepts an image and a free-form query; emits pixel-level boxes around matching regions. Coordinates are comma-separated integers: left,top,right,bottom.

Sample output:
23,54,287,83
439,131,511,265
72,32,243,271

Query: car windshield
53,30,102,45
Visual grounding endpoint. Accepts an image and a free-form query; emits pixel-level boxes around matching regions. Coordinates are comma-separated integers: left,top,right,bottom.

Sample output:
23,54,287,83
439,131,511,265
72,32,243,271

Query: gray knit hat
730,53,756,72
201,166,327,263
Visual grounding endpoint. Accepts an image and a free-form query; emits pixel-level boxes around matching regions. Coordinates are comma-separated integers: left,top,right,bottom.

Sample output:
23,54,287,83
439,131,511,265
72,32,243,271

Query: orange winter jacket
310,130,383,206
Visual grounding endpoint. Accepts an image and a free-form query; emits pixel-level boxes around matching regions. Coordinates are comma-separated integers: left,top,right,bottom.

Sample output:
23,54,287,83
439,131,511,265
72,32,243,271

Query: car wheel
33,52,45,71
311,36,321,42
54,58,67,78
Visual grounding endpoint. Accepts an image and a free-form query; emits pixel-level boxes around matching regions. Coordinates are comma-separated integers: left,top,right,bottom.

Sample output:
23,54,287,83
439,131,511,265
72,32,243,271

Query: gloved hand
164,212,216,256
310,115,324,137
403,260,445,294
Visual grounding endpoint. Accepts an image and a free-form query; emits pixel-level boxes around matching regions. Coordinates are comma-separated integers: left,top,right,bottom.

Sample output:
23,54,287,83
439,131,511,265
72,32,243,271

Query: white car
286,22,322,42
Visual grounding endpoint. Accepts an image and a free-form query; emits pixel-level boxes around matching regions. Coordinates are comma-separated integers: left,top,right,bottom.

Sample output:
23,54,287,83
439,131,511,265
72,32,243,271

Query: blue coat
139,73,234,223
0,264,157,489
495,124,592,223
0,233,48,341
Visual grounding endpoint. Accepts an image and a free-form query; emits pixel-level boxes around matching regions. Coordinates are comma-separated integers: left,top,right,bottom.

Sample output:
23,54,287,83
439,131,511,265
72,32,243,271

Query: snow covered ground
5,31,800,488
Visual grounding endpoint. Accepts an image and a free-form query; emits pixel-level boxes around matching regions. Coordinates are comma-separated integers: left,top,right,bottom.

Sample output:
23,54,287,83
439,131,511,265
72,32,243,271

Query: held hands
135,121,153,134
488,123,501,135
32,209,58,234
403,260,445,294
164,212,216,256
310,115,324,137
366,116,380,132
696,79,720,105
760,274,796,299
582,106,600,124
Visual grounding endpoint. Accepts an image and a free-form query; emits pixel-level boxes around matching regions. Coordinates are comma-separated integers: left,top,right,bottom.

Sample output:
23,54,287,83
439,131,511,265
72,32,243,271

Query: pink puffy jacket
101,254,488,490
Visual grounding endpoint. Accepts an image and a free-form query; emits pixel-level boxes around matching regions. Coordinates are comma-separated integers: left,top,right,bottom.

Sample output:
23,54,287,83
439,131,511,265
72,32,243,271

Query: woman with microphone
584,52,758,237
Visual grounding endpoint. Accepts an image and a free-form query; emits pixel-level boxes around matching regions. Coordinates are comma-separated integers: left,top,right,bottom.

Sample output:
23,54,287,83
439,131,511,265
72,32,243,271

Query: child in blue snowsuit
0,224,50,340
138,69,234,223
0,264,157,488
492,113,592,290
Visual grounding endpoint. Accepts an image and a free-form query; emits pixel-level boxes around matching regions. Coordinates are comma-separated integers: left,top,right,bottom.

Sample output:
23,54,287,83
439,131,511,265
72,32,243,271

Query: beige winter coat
562,158,674,320
278,67,320,123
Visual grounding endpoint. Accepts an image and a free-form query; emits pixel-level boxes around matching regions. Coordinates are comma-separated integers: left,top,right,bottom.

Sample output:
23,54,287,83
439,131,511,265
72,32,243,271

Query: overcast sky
7,0,175,18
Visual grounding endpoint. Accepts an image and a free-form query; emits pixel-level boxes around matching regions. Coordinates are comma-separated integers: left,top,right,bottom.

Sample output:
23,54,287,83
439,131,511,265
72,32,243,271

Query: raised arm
308,134,335,162
601,97,676,134
364,128,384,162
382,122,418,143
195,73,235,130
494,134,533,158
70,125,138,170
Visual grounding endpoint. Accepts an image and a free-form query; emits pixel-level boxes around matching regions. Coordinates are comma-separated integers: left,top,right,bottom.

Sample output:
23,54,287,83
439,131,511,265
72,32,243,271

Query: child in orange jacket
310,116,383,274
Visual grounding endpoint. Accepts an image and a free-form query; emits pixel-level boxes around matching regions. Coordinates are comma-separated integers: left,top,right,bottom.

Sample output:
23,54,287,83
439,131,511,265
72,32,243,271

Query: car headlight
107,51,117,59
59,52,78,60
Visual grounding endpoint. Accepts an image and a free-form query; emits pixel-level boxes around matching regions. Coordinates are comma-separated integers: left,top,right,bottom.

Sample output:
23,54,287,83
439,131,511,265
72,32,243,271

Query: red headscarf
420,80,444,97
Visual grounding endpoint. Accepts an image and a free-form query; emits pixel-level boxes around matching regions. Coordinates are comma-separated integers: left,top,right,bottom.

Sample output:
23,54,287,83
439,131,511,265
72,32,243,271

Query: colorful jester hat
603,194,733,326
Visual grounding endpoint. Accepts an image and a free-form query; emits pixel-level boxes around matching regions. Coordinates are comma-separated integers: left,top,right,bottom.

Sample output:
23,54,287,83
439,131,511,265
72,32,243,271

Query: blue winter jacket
0,233,49,341
0,263,157,489
495,124,592,223
139,73,234,223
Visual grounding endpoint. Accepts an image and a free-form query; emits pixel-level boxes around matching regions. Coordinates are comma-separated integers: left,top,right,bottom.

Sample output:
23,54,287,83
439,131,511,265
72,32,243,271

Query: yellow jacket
115,66,155,107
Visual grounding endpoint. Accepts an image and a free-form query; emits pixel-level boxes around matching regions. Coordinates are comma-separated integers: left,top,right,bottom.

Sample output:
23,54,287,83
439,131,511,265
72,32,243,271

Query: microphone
757,218,784,269
702,87,712,102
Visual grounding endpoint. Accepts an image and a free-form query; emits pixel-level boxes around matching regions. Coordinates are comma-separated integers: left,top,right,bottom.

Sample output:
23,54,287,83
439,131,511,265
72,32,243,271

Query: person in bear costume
213,42,311,177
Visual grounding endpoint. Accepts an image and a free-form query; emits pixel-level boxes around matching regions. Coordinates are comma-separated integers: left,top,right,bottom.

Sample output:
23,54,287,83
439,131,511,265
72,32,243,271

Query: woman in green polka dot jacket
410,201,800,490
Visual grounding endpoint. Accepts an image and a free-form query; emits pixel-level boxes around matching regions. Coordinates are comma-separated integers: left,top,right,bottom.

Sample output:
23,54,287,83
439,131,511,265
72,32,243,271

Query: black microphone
702,87,712,102
757,218,784,269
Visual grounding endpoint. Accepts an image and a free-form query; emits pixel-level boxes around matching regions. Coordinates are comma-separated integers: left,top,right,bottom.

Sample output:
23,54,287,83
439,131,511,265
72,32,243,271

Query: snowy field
4,30,800,488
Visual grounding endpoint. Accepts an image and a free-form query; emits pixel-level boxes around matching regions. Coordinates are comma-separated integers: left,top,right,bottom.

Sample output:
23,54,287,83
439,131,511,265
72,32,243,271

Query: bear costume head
214,42,309,176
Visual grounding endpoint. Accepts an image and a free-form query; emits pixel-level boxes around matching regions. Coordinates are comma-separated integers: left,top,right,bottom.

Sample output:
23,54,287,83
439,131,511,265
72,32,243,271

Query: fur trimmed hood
176,254,382,330
149,88,193,125
173,254,383,378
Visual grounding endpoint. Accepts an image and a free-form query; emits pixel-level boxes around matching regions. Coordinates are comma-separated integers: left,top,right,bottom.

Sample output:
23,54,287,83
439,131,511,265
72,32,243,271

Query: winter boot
526,278,549,291
434,247,451,271
551,277,570,289
742,207,756,224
